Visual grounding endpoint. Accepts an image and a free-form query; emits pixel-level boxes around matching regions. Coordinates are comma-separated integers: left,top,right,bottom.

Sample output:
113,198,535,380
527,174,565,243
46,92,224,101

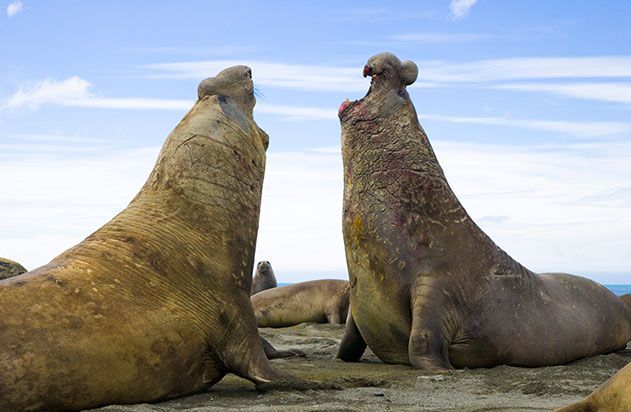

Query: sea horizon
278,282,631,296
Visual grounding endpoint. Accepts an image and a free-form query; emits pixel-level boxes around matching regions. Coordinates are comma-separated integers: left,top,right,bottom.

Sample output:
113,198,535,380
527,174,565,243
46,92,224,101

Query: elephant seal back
252,279,349,327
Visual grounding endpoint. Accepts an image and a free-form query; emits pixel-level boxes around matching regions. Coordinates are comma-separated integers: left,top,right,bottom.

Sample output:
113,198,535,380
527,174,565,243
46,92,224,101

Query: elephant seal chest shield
0,66,283,411
337,52,631,371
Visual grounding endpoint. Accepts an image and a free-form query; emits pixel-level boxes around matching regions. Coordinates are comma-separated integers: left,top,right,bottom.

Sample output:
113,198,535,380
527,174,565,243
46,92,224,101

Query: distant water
278,283,630,296
605,285,631,296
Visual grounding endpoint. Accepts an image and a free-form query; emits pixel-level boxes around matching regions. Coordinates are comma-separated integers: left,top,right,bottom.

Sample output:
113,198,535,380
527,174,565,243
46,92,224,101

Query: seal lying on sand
556,362,631,411
251,260,278,295
0,66,286,411
336,52,631,371
252,280,350,327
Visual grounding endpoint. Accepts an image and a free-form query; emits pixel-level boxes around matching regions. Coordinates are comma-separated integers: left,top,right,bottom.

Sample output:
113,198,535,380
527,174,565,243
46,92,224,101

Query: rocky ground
95,323,631,411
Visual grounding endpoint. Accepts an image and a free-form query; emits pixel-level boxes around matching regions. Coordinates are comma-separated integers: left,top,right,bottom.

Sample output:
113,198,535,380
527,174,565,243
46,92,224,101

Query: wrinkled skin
251,260,278,296
252,279,350,327
0,65,284,411
556,362,631,412
337,52,631,371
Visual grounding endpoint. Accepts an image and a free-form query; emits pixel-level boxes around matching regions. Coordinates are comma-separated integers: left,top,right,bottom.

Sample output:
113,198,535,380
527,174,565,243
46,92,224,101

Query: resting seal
336,52,631,370
0,65,284,411
621,293,631,309
555,362,631,411
252,279,350,327
0,257,27,280
251,260,278,296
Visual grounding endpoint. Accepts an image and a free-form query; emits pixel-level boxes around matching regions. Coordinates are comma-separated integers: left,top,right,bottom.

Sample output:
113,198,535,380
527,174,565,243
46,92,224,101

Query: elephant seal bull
336,52,631,371
0,66,285,411
251,260,278,295
252,279,350,327
555,362,631,411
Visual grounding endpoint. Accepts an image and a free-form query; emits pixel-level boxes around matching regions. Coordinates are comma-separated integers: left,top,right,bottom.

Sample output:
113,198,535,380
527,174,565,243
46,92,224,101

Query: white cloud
3,141,630,284
450,0,478,19
5,77,630,134
2,77,91,111
143,60,370,92
389,32,489,43
420,57,631,83
0,77,335,119
422,114,631,138
6,0,23,17
495,82,631,104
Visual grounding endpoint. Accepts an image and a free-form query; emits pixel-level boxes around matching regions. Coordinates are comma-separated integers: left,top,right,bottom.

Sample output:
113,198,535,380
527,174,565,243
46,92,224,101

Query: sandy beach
93,323,631,412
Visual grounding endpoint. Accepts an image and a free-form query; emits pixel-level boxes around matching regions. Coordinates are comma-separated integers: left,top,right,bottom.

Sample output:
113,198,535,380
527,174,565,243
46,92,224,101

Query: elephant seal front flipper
0,66,287,411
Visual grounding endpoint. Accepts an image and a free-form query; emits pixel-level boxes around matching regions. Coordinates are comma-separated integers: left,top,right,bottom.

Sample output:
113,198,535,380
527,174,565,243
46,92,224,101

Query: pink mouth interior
338,100,351,116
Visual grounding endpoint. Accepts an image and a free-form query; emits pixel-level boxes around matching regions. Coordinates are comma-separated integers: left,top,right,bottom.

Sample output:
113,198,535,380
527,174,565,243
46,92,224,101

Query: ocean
279,283,631,296
605,284,631,296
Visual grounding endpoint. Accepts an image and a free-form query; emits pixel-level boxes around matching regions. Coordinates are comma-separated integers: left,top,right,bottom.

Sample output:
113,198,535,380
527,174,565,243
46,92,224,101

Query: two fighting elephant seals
0,66,285,411
252,279,350,327
337,52,631,371
251,260,278,295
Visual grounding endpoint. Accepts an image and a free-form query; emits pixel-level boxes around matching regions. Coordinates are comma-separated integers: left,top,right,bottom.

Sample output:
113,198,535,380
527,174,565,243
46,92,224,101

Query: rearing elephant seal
252,279,350,327
555,362,631,411
336,52,631,370
251,260,278,295
0,66,284,411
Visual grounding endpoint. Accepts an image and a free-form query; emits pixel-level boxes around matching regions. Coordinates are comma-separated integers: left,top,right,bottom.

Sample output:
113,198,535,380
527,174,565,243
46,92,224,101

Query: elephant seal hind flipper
555,362,631,411
337,52,631,371
0,65,288,411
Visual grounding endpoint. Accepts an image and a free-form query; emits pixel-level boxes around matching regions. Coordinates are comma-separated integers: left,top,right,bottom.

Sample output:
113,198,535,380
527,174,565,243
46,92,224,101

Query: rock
0,257,27,280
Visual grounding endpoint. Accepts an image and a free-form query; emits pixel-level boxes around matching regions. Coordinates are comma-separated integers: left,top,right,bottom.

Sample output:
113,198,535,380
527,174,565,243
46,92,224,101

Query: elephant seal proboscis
0,66,285,411
555,362,631,411
252,279,350,327
336,52,631,371
251,260,278,296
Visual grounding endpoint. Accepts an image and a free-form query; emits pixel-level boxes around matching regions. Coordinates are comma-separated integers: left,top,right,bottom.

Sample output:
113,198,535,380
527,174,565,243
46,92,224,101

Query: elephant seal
252,280,350,327
621,293,631,309
555,362,631,411
336,52,631,371
0,257,27,279
0,65,285,411
251,260,278,295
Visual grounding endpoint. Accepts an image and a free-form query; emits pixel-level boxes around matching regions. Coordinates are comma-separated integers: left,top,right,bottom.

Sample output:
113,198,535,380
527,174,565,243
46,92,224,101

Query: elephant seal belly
252,279,350,327
0,65,284,411
336,52,631,371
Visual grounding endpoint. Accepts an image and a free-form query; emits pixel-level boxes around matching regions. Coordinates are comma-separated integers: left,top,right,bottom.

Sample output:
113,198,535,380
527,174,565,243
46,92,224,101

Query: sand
93,323,630,411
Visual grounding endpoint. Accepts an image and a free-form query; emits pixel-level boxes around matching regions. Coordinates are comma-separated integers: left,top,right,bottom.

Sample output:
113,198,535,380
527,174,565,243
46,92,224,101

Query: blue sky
1,1,631,283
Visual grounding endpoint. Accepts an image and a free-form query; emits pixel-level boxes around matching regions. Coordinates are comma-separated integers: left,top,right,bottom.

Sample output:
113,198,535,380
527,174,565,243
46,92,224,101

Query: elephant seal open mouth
337,52,631,371
0,65,284,411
